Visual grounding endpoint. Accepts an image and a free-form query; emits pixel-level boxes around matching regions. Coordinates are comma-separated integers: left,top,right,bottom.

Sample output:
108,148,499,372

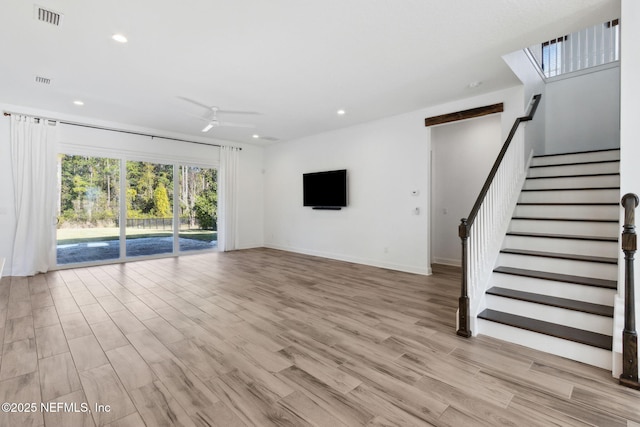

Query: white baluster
467,124,530,319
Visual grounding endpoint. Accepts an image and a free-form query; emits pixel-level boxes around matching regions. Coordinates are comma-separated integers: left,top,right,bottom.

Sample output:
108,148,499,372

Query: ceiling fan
179,97,259,132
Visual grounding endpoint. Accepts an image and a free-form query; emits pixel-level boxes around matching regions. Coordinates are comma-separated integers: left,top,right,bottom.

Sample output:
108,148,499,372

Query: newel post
457,218,471,337
620,193,639,389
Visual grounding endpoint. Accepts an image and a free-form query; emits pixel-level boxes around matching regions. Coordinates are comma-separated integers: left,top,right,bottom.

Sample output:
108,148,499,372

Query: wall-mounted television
303,169,347,209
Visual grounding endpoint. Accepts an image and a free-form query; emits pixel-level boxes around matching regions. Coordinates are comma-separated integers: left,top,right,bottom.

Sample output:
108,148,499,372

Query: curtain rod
2,111,241,150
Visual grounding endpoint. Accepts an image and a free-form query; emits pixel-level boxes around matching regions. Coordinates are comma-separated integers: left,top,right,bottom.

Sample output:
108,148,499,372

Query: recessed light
112,33,128,43
337,109,346,115
73,100,84,106
252,134,260,139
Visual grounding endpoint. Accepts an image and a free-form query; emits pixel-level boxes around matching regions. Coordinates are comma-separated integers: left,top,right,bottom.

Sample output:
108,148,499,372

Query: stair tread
533,148,619,158
521,187,619,191
500,248,617,264
506,231,618,242
478,309,612,350
512,216,618,223
530,160,619,168
486,287,614,317
526,173,619,180
493,266,617,289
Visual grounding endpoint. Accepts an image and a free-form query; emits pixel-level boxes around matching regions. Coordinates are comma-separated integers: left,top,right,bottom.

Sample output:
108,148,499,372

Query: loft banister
620,193,640,389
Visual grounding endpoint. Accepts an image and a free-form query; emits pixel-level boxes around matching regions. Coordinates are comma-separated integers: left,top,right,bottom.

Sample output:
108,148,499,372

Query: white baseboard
432,257,460,267
237,242,264,250
264,244,431,276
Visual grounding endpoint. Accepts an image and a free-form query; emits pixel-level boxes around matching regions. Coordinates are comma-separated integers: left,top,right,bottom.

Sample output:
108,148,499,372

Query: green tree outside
58,155,216,233
153,183,172,217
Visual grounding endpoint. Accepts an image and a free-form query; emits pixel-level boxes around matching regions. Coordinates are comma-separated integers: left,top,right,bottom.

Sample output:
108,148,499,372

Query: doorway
430,114,502,266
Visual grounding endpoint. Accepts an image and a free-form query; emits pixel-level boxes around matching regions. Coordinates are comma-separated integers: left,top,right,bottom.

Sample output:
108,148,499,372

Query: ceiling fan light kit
179,96,259,133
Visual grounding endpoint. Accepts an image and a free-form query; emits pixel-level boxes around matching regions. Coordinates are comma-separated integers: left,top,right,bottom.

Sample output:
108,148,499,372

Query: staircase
477,148,620,369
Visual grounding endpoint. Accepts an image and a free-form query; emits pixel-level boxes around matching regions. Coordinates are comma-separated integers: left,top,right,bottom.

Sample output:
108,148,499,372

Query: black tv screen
303,169,347,208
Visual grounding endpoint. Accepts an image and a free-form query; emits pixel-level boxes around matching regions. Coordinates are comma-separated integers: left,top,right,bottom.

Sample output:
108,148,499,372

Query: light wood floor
0,248,638,426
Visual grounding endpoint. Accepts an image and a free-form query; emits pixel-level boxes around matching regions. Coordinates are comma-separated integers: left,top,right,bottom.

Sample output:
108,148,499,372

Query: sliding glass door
57,155,217,266
57,154,120,265
179,166,218,252
125,160,174,257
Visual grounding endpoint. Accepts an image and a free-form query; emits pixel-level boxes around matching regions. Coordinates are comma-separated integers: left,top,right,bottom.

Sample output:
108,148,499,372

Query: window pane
126,161,174,257
57,155,120,264
179,166,218,251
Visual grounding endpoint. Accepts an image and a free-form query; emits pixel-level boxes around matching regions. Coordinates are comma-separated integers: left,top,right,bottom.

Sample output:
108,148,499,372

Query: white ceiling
0,0,620,145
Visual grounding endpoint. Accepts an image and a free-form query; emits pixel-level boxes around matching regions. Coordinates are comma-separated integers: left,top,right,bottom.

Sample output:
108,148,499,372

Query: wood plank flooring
0,248,638,426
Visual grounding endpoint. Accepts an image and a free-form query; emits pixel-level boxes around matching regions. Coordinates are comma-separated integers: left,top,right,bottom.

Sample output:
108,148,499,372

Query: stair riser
492,272,616,305
523,175,619,190
497,253,617,280
531,150,620,166
519,189,619,204
477,319,612,369
485,295,613,335
509,219,619,237
513,204,618,220
528,162,619,178
485,152,620,370
503,236,618,258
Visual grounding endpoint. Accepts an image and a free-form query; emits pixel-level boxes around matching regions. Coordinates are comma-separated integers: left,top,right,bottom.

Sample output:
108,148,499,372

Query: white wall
503,48,619,157
58,123,221,164
431,114,502,265
0,103,265,275
263,86,525,275
545,65,620,154
615,0,640,379
264,113,431,274
502,49,547,156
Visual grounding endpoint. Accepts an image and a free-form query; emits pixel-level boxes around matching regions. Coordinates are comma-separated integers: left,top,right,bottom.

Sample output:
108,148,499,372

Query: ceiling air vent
34,5,63,26
35,76,51,85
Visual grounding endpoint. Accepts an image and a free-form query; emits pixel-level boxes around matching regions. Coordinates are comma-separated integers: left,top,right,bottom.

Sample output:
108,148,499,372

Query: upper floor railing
528,19,619,79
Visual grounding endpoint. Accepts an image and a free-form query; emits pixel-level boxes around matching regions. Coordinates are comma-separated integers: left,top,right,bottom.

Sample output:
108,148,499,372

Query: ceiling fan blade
186,112,214,122
178,96,214,110
201,123,214,132
216,109,260,115
219,121,255,128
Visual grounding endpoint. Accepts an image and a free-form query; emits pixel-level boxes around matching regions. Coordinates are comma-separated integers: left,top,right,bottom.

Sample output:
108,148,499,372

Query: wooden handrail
456,94,542,337
620,193,639,389
464,94,541,230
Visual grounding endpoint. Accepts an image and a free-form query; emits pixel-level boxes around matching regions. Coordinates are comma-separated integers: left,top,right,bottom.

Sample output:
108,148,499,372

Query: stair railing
620,193,639,389
457,94,542,337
